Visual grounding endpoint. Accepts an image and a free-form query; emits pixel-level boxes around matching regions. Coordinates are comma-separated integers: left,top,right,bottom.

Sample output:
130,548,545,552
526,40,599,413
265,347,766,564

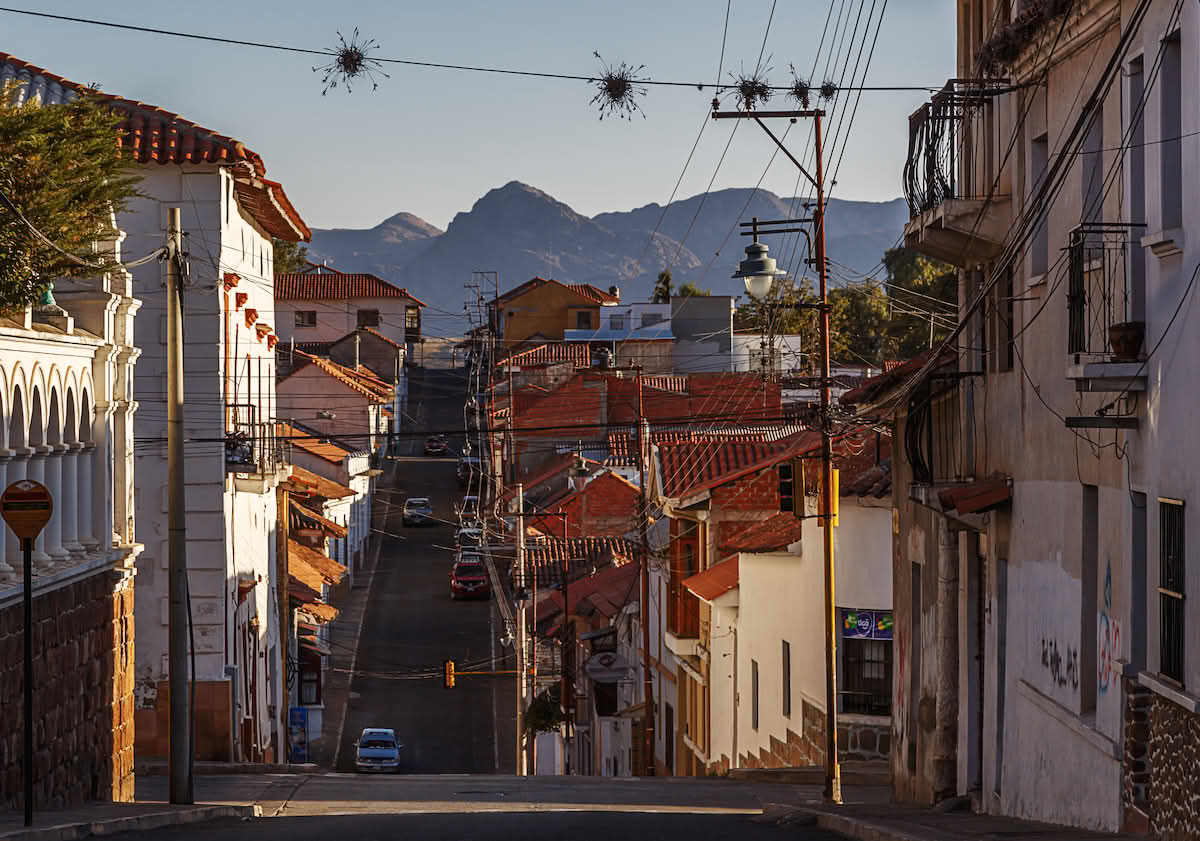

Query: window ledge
1141,228,1185,258
1016,679,1118,759
1137,671,1200,713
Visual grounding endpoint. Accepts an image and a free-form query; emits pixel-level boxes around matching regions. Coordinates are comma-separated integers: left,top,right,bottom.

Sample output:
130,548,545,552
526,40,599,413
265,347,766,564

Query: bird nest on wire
819,79,838,101
788,65,811,109
730,66,772,112
590,52,648,120
314,28,390,95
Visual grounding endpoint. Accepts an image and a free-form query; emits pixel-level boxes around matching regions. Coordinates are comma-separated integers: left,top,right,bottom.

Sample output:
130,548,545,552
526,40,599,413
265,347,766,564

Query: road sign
1,480,52,539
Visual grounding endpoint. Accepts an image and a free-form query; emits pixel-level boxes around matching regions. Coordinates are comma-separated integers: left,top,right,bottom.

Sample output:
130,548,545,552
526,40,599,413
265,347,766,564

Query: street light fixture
732,217,786,300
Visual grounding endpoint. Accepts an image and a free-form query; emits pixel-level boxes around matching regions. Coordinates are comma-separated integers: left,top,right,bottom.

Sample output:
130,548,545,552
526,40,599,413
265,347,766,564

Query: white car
355,727,402,773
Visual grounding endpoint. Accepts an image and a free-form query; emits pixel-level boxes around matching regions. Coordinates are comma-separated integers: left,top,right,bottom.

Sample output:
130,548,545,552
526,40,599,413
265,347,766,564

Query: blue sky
5,1,955,231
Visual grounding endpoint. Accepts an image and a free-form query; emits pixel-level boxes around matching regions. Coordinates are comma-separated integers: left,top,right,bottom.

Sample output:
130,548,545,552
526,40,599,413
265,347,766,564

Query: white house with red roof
0,50,317,766
274,262,425,360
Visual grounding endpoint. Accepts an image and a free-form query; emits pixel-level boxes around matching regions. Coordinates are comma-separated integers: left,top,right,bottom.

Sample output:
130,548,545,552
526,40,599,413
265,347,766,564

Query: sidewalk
309,458,396,768
0,802,257,841
760,787,1137,841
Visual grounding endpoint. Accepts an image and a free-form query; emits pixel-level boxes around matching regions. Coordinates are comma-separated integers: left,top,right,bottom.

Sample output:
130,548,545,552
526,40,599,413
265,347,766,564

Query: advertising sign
841,608,893,640
288,707,309,763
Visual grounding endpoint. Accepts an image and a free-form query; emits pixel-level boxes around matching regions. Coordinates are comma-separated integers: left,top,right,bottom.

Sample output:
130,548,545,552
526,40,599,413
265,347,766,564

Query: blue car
355,727,402,773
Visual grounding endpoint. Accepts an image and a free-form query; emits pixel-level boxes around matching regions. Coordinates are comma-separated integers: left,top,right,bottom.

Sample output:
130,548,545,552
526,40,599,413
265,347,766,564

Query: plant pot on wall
1108,321,1145,361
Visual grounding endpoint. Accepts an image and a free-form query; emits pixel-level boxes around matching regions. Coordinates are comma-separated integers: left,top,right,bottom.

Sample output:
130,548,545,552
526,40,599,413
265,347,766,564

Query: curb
729,767,890,787
0,804,260,841
133,763,318,776
770,807,925,841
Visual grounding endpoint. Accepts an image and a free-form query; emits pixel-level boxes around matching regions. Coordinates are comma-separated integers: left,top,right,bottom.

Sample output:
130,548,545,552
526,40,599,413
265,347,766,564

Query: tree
273,237,310,274
0,92,141,310
650,268,672,303
677,281,711,297
880,247,957,361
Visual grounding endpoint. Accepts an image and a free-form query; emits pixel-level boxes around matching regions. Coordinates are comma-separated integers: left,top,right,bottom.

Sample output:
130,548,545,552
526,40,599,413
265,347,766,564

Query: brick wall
1123,677,1200,839
710,469,779,515
0,570,135,811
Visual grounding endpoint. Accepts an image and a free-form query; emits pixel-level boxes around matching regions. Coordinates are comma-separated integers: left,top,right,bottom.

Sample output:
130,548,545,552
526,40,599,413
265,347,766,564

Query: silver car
355,727,402,773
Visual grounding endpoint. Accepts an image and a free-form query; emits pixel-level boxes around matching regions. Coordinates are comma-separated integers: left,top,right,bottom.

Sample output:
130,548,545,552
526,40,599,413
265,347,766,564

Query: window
1161,34,1182,230
782,640,792,717
1081,105,1103,227
294,310,317,327
751,659,759,730
641,312,664,328
987,269,1014,372
1031,134,1049,275
1159,498,1185,684
609,314,626,330
576,311,592,330
842,638,892,715
357,309,381,328
1127,57,1146,321
299,665,321,705
1082,484,1099,713
405,307,420,330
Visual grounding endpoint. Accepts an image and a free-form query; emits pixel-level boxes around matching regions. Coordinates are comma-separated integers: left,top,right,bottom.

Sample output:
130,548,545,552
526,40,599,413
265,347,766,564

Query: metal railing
904,379,963,486
226,404,286,475
1067,223,1138,357
903,80,1001,218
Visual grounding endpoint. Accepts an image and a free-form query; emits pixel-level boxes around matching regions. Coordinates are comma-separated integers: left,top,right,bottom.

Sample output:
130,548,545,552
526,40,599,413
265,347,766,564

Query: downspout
732,623,738,769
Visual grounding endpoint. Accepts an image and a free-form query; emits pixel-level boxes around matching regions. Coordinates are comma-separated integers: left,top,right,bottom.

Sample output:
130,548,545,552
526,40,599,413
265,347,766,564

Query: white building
274,264,425,360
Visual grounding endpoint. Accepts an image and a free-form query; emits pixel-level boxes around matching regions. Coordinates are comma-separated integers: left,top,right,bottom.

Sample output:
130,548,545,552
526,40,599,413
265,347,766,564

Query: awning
299,634,331,656
683,557,739,603
938,475,1012,515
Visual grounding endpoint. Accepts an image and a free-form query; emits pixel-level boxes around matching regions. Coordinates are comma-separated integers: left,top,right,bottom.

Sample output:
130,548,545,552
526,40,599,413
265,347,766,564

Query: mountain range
306,181,907,320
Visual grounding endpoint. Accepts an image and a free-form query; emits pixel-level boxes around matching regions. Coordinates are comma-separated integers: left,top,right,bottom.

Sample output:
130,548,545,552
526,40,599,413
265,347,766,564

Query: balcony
902,81,1011,268
665,576,700,657
904,375,969,510
1064,224,1147,399
226,404,287,486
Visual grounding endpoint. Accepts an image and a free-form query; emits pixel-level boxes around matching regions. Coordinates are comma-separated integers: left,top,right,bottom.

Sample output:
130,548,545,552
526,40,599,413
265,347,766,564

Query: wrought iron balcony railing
226,404,286,475
1067,223,1142,359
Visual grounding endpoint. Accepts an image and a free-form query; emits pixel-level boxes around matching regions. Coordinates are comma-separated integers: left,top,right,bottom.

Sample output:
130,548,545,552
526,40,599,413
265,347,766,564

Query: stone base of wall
736,704,892,770
839,714,891,761
134,680,232,761
1124,675,1200,839
0,569,135,811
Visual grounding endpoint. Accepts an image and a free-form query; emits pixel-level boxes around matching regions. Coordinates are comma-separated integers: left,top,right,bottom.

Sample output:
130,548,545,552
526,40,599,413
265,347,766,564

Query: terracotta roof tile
279,423,352,465
567,283,620,304
493,276,617,307
289,539,348,586
289,498,348,538
657,438,809,500
841,348,956,407
275,269,426,304
498,343,590,369
521,536,639,588
360,326,405,349
282,351,393,402
683,557,740,602
0,53,309,241
717,514,803,555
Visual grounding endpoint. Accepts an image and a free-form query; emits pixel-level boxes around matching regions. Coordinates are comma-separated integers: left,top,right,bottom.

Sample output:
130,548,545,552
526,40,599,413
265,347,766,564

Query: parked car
354,727,401,773
423,435,449,456
402,497,433,527
456,495,480,519
455,527,484,548
457,457,482,489
450,559,490,600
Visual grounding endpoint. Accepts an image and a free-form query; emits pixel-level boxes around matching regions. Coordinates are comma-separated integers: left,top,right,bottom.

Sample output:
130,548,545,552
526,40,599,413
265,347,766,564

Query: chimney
354,334,361,369
608,285,620,300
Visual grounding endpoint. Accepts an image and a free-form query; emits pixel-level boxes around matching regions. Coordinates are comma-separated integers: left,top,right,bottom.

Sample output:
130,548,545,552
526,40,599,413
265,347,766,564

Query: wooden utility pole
712,106,841,803
515,483,527,775
166,207,194,804
635,367,655,776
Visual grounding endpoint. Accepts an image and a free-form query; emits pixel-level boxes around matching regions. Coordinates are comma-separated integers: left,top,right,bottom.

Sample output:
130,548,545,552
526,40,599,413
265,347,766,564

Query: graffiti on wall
1098,559,1122,695
1041,637,1080,691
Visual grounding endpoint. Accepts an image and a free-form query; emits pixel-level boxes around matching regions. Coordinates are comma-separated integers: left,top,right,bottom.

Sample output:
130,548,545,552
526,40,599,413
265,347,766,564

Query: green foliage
524,685,563,733
677,281,711,297
273,237,310,274
0,91,141,310
650,268,672,304
730,248,957,369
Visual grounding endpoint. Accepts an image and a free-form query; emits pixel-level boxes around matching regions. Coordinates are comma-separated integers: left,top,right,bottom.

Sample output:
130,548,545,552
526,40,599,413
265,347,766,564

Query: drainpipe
731,623,738,769
933,515,959,800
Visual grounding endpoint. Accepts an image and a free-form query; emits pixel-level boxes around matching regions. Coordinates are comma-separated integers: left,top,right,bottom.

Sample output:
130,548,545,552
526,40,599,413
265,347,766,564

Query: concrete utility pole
515,483,527,775
715,105,841,802
166,207,193,804
635,367,655,776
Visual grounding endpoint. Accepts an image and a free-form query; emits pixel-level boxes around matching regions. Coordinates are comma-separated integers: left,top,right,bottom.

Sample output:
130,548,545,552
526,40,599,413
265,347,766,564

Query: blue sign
288,707,309,763
841,608,893,640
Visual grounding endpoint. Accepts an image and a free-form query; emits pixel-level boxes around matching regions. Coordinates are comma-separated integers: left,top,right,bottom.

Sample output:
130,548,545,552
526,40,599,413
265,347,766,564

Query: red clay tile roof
718,514,804,555
498,343,591,369
641,375,688,394
289,539,348,586
683,557,740,602
0,53,309,242
536,562,640,626
359,326,405,349
938,474,1011,514
521,536,639,588
841,348,956,407
657,437,811,500
275,270,426,305
289,498,348,539
493,277,617,308
567,283,620,304
282,352,394,402
279,424,352,465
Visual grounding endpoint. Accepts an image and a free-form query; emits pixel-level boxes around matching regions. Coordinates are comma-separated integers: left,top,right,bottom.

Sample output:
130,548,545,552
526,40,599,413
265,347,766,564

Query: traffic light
779,459,798,517
443,659,456,689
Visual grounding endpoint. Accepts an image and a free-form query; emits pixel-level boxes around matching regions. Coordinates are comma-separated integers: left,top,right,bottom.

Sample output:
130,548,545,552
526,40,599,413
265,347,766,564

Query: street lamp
732,217,785,300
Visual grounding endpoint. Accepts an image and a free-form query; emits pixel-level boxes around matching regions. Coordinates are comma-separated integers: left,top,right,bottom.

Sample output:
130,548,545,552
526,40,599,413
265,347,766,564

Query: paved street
121,775,845,841
334,367,516,774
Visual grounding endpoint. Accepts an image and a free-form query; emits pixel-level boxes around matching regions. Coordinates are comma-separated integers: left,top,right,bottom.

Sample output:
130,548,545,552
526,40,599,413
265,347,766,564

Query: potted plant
1108,321,1145,361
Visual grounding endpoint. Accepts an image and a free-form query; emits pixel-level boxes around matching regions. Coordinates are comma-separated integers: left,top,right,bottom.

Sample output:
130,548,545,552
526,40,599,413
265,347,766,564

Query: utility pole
560,554,571,776
635,367,655,776
515,482,527,776
166,207,193,804
716,105,841,803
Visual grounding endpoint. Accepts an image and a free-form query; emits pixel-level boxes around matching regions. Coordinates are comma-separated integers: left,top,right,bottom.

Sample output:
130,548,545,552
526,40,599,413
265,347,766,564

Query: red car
450,560,490,600
424,436,449,456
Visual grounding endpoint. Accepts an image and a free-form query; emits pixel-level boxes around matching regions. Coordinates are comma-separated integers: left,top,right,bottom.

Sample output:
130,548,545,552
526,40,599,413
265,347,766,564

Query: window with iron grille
841,638,892,715
1159,498,1185,684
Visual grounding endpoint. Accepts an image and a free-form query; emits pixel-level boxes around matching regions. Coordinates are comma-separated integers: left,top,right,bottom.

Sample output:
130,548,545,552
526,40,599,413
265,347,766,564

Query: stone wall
839,714,891,761
734,702,892,770
0,569,135,811
1123,676,1200,839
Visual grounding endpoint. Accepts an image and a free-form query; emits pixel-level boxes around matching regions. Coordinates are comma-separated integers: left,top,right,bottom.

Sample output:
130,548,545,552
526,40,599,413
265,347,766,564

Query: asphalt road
335,366,516,774
127,775,843,841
